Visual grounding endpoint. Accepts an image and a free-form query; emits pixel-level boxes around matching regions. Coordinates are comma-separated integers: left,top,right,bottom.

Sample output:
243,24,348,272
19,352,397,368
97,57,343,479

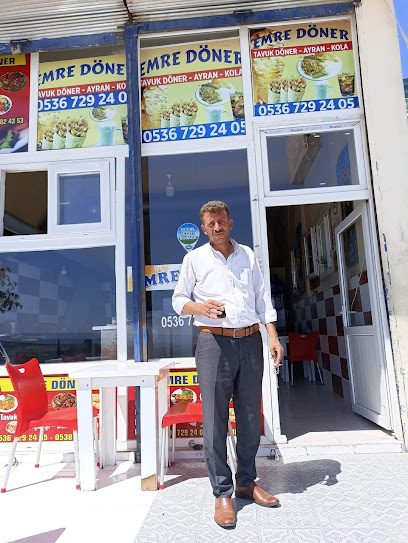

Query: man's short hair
200,201,230,222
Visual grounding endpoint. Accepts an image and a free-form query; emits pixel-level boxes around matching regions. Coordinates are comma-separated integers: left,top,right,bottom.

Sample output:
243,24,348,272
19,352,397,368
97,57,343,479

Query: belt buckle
233,328,237,338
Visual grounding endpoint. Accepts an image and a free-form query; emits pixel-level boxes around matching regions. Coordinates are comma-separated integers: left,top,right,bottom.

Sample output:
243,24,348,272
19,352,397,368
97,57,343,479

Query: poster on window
140,38,245,143
145,264,181,291
169,370,237,438
37,55,128,151
0,55,30,153
0,375,99,443
250,19,359,117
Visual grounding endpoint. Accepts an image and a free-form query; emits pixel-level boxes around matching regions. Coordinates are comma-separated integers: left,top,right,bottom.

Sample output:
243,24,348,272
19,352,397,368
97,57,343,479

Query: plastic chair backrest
287,332,318,362
6,358,49,435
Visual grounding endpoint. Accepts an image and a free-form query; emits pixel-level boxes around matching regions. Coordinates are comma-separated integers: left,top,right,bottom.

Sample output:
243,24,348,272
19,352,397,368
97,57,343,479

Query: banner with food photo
37,55,128,151
250,19,359,117
0,55,30,153
0,375,99,443
169,370,236,438
140,38,245,143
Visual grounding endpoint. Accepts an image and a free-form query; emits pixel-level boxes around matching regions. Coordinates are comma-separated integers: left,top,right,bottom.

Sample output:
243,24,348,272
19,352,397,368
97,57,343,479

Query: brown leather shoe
214,497,236,528
235,481,279,507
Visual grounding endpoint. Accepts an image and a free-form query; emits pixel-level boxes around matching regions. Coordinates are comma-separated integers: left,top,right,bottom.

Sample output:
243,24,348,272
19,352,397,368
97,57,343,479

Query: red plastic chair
1,358,99,493
159,402,236,490
286,332,323,386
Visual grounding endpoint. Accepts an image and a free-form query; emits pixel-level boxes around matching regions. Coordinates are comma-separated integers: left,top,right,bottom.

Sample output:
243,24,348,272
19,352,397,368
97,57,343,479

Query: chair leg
35,427,44,468
73,430,80,490
290,363,294,386
93,417,100,467
227,419,237,464
316,363,324,385
171,424,176,466
1,437,19,493
159,427,166,490
164,425,169,467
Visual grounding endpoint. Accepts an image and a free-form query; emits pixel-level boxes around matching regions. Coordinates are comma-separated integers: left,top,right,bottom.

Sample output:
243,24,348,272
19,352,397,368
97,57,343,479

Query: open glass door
335,202,392,429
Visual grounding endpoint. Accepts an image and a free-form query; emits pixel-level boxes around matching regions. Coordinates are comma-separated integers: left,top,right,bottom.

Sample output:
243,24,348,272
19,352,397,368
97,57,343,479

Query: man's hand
269,337,284,368
200,300,225,319
269,337,283,368
264,322,284,369
181,300,225,319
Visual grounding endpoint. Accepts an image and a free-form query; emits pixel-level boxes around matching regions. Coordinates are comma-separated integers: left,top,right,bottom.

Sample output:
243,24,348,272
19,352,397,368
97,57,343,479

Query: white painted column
355,0,408,443
76,378,96,491
140,375,159,490
100,386,117,467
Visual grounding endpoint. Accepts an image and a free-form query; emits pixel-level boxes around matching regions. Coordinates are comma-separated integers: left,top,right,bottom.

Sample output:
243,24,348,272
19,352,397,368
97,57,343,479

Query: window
48,161,112,234
0,160,113,238
2,172,48,235
142,149,252,359
0,247,116,364
266,129,359,193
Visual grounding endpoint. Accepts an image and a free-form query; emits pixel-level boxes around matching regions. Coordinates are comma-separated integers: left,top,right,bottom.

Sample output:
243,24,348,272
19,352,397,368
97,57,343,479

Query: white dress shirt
172,239,277,328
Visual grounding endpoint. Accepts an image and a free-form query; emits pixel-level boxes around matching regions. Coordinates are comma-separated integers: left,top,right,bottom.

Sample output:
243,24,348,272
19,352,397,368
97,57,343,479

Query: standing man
172,201,283,528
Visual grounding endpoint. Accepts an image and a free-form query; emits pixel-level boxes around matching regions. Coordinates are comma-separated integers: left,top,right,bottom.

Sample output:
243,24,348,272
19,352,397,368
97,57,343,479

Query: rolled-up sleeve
172,254,196,315
252,256,277,325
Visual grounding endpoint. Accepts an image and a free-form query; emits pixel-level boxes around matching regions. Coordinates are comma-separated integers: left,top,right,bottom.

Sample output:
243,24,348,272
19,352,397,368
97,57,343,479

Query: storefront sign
177,223,200,252
0,55,30,153
0,376,99,443
140,38,245,143
145,264,181,291
37,55,128,150
250,20,359,117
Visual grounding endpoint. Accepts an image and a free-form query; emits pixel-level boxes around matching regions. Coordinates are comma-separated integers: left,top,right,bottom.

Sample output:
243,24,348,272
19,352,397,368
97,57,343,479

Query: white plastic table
68,360,174,491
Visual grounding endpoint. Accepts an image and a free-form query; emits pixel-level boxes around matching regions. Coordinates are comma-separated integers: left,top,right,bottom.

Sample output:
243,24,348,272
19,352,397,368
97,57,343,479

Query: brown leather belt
199,323,259,338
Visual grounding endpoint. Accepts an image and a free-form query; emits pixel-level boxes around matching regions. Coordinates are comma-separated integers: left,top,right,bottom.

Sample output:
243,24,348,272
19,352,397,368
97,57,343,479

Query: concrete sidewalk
1,451,408,542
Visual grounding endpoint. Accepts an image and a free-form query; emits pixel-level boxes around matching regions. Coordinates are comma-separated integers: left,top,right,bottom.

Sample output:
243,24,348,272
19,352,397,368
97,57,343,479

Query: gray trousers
195,330,264,498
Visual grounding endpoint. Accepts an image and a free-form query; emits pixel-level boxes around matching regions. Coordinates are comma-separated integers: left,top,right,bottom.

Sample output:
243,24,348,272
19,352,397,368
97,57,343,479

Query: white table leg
100,387,116,467
140,375,158,490
76,378,96,491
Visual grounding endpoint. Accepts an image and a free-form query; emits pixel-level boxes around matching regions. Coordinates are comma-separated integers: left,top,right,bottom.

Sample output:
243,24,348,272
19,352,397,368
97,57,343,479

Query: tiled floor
1,451,408,542
136,454,408,543
278,378,398,447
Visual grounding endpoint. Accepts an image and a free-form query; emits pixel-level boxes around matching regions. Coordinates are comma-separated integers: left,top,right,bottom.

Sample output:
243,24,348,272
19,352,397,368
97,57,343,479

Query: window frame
259,120,369,204
48,159,113,234
0,158,115,243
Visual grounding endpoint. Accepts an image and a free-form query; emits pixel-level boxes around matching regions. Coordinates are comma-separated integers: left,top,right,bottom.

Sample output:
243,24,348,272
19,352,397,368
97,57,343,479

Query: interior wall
267,203,352,402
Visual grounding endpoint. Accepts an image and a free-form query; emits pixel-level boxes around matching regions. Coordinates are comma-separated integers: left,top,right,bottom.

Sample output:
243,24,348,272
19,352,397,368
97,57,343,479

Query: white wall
356,0,408,443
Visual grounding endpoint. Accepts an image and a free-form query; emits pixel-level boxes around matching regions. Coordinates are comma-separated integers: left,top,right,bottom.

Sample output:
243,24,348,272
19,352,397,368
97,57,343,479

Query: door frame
254,120,403,442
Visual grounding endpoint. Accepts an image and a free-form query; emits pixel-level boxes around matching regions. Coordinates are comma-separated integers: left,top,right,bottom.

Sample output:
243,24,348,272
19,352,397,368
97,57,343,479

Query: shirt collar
207,238,238,258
